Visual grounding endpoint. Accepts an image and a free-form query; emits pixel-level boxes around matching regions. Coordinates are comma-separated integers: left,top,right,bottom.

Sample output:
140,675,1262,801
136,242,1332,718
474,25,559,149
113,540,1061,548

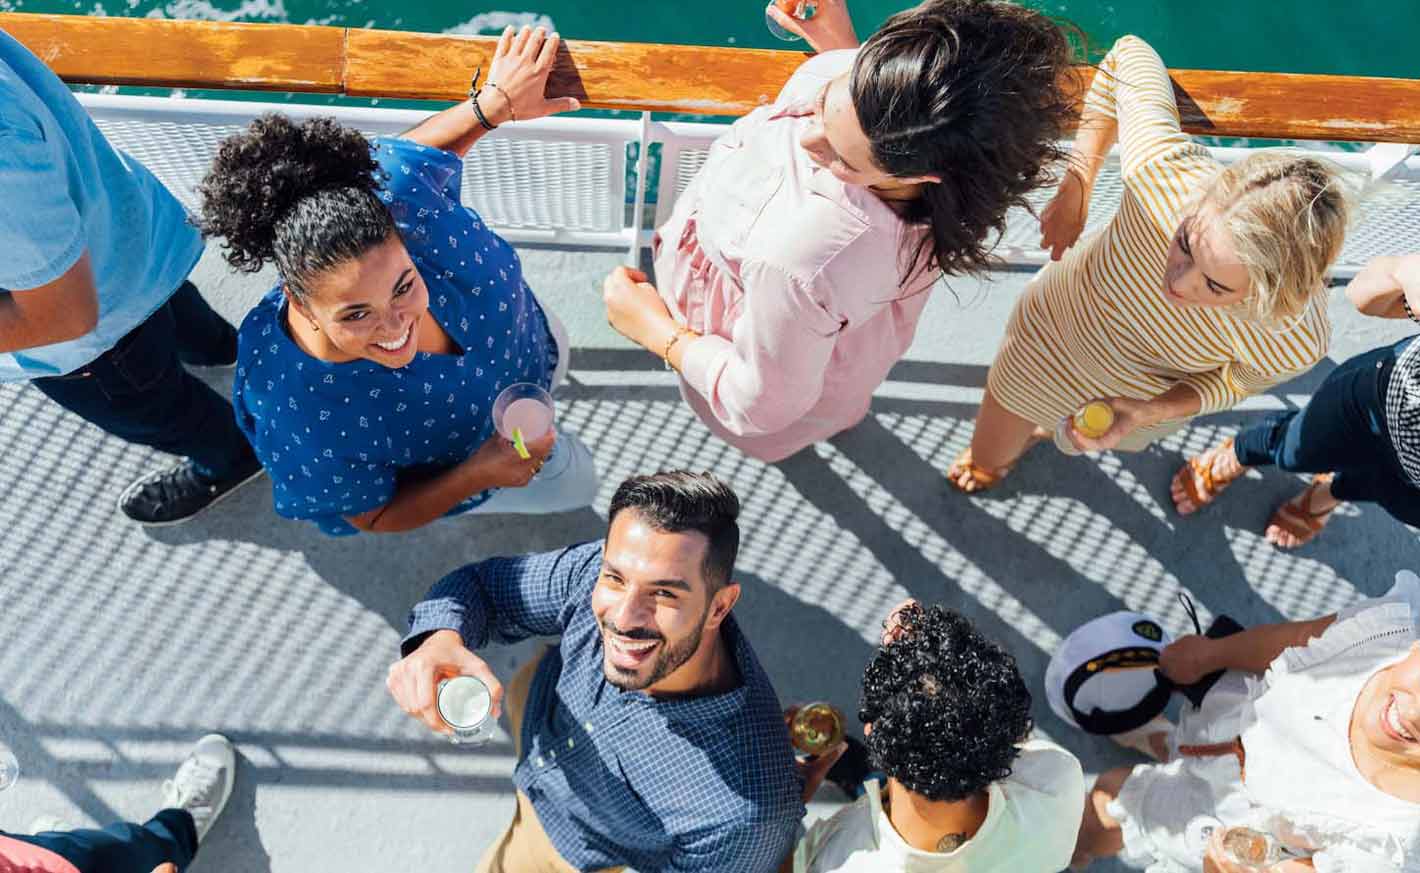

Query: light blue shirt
0,30,203,380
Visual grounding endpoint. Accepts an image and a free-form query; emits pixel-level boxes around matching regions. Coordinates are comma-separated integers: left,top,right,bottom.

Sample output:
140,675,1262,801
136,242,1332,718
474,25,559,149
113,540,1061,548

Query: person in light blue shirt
203,25,596,534
0,28,260,525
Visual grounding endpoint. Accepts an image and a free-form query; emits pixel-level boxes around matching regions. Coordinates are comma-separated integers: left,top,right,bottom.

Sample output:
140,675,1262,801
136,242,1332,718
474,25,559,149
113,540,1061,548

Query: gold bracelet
663,326,694,372
484,82,516,122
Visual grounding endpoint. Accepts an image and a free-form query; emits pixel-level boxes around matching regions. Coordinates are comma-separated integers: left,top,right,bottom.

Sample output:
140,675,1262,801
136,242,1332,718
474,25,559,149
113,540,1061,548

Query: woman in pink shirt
602,0,1078,462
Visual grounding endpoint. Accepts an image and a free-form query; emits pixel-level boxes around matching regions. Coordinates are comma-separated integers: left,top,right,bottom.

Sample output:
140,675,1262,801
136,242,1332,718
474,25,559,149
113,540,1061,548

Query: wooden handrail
4,12,1420,142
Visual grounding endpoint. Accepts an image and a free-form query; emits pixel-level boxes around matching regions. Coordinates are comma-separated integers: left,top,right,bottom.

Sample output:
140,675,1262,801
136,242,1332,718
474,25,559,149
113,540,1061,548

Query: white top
793,739,1085,873
1236,571,1420,873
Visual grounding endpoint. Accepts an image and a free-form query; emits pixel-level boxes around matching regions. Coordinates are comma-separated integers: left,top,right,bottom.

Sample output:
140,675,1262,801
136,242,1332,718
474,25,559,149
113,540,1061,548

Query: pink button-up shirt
654,50,938,462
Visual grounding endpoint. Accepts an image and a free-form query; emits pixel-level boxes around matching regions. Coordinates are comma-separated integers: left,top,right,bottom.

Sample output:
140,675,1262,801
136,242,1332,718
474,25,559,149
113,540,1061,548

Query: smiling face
288,233,429,368
590,509,739,694
1162,202,1252,309
1356,643,1420,768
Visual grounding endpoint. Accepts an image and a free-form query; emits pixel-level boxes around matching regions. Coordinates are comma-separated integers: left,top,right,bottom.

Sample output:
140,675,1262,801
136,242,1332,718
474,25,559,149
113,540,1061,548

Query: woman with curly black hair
601,0,1078,463
790,601,1084,872
198,25,597,535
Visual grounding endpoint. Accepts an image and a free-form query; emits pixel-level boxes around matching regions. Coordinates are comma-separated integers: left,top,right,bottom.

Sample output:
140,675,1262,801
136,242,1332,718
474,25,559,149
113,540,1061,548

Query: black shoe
119,457,264,525
825,735,877,798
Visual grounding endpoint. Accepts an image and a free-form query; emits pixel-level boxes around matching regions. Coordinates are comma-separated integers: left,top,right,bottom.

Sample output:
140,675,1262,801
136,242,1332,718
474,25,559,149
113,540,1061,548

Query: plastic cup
437,676,497,746
790,702,845,756
493,383,555,459
0,743,18,791
765,0,818,41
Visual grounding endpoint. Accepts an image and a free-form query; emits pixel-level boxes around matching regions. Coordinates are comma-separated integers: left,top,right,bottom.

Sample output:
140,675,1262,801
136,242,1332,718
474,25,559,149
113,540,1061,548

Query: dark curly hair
608,471,740,592
859,604,1032,802
194,113,394,300
852,0,1079,284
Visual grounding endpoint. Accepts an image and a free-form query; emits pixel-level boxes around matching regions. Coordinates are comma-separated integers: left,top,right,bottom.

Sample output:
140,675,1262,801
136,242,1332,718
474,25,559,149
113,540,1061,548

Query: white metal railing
83,93,1420,279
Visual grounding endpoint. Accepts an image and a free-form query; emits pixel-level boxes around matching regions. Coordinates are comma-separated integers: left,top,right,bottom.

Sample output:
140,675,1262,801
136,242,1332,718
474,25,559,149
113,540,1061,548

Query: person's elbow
61,290,100,340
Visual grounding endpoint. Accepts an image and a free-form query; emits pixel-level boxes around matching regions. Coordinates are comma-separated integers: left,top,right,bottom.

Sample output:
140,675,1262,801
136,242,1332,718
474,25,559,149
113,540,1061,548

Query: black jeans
6,809,198,873
32,281,254,480
1233,335,1420,527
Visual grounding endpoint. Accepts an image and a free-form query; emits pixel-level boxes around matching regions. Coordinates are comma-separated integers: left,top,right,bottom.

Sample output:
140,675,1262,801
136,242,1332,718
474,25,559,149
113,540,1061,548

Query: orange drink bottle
1054,400,1115,455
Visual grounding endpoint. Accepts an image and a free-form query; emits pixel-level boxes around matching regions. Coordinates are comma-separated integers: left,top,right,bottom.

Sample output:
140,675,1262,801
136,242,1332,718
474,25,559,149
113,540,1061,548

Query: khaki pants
475,649,624,873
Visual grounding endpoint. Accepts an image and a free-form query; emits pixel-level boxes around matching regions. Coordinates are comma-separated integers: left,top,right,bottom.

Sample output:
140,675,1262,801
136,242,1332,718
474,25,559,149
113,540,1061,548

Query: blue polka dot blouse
233,137,559,536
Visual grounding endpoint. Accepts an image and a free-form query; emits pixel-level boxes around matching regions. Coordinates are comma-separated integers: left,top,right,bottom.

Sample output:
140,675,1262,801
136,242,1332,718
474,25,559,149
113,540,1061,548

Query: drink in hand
493,382,555,459
437,676,496,745
1054,400,1115,455
791,702,845,756
765,0,818,41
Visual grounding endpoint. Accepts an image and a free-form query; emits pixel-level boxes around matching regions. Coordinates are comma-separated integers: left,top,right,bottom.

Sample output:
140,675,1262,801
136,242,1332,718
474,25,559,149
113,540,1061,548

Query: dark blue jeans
32,281,255,480
6,809,198,873
1233,336,1420,527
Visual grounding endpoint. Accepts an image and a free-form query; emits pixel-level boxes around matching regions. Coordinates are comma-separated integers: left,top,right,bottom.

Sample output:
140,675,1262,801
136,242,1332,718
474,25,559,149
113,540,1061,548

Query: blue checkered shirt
403,542,806,872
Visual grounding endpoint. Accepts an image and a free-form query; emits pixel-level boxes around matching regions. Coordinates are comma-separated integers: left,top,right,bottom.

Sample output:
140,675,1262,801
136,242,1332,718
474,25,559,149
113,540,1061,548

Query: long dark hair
195,113,394,301
851,0,1078,285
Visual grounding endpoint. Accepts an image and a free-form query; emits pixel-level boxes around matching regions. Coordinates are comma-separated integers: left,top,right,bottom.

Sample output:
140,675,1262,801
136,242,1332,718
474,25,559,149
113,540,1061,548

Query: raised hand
765,0,859,53
387,629,505,735
479,25,581,124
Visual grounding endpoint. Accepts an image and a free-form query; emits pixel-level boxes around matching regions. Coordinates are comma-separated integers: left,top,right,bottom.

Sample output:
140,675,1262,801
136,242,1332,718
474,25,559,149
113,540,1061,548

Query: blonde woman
947,35,1351,492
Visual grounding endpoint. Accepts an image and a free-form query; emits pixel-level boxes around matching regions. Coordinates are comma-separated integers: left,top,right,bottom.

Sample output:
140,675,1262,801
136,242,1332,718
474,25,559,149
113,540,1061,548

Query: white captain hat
1045,611,1173,735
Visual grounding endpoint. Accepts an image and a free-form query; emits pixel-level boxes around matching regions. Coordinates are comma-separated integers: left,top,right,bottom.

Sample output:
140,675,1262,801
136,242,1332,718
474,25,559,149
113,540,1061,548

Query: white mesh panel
85,96,1420,275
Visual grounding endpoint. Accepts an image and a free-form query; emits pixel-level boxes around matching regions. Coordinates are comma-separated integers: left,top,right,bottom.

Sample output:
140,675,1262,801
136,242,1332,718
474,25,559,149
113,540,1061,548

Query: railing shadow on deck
0,352,1413,872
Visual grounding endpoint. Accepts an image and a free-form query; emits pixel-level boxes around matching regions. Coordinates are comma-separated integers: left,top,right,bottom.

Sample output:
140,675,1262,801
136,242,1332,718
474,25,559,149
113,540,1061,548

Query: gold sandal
1267,474,1338,549
946,446,1014,494
1172,437,1245,515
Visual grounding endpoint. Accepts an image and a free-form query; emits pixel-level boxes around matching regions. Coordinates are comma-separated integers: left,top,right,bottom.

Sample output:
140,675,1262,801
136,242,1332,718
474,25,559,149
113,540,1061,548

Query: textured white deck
0,244,1415,872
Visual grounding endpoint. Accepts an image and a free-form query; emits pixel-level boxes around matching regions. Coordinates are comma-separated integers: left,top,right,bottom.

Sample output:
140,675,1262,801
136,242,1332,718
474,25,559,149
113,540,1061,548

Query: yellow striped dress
986,36,1330,449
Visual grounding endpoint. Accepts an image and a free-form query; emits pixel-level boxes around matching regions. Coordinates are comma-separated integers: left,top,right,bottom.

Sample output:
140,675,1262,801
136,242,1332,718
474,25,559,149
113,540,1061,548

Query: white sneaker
161,734,236,843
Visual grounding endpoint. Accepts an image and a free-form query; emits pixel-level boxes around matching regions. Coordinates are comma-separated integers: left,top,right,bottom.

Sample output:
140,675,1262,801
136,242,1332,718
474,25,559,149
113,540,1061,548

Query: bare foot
1265,475,1341,549
1171,439,1248,516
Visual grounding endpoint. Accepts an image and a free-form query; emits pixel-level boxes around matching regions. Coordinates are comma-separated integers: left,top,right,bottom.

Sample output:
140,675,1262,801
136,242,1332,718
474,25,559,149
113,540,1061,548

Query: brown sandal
1172,437,1245,515
946,446,1013,493
1267,474,1338,549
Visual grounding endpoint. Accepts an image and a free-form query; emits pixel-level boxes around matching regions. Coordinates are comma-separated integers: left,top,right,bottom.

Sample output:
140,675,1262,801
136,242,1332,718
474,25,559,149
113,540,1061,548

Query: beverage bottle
1054,400,1115,455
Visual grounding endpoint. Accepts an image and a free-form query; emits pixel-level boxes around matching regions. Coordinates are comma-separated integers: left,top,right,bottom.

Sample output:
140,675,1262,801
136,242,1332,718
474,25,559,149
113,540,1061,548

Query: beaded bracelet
1404,293,1420,325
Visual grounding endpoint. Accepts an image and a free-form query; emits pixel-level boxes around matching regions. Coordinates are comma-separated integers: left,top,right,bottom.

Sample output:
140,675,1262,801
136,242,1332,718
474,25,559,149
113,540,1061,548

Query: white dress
794,739,1084,873
1110,572,1420,873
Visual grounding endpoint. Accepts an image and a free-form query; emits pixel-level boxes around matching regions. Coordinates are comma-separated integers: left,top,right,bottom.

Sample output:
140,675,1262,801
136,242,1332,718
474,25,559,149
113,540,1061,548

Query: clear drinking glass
0,743,19,791
492,383,555,459
437,676,498,746
765,0,818,41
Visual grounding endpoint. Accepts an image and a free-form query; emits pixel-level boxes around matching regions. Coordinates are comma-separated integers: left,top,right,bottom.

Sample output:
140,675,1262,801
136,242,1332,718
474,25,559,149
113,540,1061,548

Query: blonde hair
1195,151,1353,326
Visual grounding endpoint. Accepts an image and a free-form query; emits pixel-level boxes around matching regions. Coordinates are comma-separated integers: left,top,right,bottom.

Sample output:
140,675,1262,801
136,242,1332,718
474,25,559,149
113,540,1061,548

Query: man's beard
601,612,707,691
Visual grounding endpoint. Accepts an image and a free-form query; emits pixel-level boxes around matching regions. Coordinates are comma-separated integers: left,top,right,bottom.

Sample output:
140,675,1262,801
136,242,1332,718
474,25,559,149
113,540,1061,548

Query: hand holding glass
493,383,555,460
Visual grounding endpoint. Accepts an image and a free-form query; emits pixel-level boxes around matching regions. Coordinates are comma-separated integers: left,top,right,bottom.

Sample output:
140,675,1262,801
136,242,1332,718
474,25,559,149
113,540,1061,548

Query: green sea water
5,0,1417,81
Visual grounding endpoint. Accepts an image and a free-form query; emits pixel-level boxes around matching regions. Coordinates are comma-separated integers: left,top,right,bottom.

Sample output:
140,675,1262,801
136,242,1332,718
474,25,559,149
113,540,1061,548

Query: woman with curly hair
601,0,1078,462
198,26,597,535
948,35,1352,492
789,601,1084,872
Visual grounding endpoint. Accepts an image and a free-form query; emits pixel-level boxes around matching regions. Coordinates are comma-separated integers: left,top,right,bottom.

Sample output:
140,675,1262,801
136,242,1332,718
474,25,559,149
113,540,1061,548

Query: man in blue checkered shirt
388,471,808,871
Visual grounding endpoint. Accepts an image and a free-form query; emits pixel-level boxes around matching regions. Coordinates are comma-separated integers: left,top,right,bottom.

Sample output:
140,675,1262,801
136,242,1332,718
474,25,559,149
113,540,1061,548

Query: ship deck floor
1,246,1414,872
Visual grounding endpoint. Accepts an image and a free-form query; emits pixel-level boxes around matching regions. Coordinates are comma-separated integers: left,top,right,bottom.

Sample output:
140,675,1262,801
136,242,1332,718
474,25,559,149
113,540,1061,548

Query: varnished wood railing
4,12,1420,142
